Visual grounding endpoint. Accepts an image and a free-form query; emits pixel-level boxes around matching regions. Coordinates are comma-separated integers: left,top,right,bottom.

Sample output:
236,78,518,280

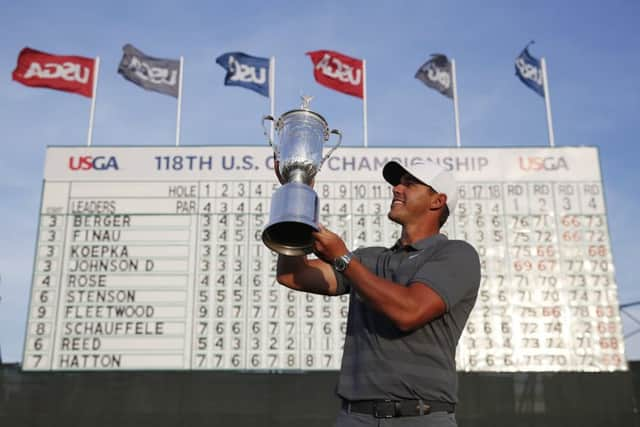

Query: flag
118,44,180,98
215,52,270,97
12,47,95,97
306,50,363,98
415,54,453,99
515,42,544,97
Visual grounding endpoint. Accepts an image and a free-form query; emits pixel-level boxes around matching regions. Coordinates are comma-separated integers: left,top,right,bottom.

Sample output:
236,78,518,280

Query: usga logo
314,53,362,86
24,61,90,83
227,55,266,84
68,156,119,171
519,156,568,171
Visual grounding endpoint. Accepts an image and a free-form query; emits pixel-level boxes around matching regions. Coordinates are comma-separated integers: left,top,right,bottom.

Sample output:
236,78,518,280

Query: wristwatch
333,251,354,272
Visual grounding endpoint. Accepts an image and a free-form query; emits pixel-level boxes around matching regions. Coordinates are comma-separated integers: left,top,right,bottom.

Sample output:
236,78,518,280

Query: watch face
334,253,351,271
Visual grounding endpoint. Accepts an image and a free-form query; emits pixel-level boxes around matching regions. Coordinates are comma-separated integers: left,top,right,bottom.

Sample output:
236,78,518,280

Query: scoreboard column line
187,181,203,368
49,181,73,370
549,180,574,368
496,182,516,365
349,180,355,253
551,182,585,371
515,180,533,369
497,180,514,370
244,181,251,370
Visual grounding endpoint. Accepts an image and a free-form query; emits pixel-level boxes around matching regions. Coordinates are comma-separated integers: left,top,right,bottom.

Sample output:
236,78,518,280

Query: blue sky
1,1,639,362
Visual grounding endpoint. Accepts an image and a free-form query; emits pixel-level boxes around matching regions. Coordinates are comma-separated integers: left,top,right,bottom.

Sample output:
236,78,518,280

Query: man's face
387,173,437,225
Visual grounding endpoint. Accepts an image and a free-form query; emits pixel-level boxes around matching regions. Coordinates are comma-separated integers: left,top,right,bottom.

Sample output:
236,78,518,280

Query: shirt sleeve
334,270,351,295
411,240,481,311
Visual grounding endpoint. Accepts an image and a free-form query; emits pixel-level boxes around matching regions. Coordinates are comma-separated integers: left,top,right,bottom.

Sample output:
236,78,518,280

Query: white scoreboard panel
23,146,626,371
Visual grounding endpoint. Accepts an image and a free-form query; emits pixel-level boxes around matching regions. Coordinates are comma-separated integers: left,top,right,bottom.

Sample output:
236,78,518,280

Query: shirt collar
391,233,448,252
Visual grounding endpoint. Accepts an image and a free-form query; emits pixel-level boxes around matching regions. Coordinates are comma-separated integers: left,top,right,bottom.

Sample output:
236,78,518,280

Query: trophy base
262,182,319,256
263,221,318,256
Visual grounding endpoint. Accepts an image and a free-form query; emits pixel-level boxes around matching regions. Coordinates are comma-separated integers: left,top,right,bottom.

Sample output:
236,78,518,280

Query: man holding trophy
264,98,480,426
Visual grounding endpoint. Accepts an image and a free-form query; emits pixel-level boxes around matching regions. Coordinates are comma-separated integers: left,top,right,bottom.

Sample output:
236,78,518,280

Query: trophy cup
261,96,342,255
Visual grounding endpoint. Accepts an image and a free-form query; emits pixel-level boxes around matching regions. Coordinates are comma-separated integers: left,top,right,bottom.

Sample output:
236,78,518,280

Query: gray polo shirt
334,233,480,403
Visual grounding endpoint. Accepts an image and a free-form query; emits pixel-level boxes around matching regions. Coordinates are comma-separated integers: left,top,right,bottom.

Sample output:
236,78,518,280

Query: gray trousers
334,408,457,427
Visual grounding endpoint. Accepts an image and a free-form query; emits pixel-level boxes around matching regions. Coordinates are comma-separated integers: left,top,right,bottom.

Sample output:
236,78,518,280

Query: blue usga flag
515,42,544,97
216,52,270,97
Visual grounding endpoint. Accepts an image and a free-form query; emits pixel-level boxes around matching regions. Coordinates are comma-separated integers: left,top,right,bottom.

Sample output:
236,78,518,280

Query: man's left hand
312,225,348,262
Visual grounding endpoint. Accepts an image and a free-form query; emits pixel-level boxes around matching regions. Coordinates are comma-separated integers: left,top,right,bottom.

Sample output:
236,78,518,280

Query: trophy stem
288,169,311,184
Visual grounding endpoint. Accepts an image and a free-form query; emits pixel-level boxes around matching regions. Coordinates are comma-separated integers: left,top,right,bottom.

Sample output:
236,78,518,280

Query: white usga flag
117,44,180,97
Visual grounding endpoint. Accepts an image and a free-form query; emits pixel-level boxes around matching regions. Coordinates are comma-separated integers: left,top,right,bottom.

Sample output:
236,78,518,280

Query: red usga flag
12,47,95,98
306,50,364,99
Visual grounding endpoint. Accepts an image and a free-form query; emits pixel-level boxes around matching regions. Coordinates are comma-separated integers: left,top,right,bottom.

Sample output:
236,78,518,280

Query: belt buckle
416,402,431,415
373,400,396,418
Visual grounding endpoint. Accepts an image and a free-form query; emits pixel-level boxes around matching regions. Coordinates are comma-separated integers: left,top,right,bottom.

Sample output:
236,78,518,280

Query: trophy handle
320,129,342,167
262,115,275,147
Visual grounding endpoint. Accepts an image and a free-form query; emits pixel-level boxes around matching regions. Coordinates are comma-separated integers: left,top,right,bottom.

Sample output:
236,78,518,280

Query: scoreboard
23,146,626,371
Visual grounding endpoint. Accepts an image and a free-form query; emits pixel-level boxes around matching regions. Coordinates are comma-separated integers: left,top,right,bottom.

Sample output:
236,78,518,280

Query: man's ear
431,193,447,210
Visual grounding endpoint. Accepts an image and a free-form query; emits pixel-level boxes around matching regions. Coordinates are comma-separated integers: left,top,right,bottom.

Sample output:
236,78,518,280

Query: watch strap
334,251,354,272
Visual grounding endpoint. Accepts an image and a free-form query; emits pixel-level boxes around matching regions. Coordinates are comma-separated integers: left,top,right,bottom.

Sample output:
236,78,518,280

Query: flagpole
451,59,461,148
269,56,276,143
87,56,100,146
540,57,555,147
175,56,184,146
362,59,368,148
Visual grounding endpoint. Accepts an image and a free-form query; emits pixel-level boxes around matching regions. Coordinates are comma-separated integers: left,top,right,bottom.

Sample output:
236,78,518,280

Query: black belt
342,399,455,418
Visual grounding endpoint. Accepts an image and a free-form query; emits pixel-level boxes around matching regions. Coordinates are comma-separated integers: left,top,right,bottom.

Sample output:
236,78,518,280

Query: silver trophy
261,96,342,255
